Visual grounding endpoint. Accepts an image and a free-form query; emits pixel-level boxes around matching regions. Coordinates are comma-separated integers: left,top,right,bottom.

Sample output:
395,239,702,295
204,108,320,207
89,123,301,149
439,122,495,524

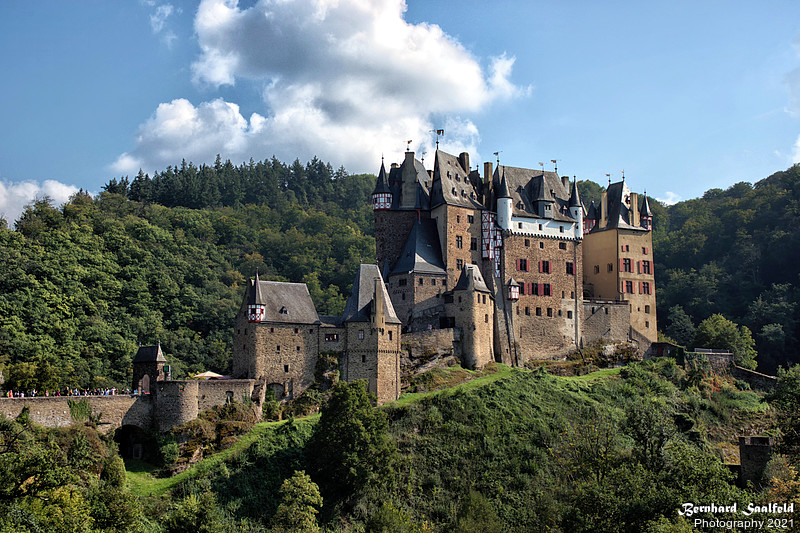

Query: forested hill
2,156,799,391
579,163,800,373
0,156,377,391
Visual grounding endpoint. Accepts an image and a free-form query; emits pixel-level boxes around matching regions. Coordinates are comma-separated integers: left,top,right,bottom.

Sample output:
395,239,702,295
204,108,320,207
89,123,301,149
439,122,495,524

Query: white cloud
656,191,682,206
146,3,178,47
0,180,79,224
114,0,527,175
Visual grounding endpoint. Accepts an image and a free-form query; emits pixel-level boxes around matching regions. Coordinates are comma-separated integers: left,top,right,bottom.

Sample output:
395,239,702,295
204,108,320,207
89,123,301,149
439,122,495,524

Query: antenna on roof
551,159,558,174
406,140,413,152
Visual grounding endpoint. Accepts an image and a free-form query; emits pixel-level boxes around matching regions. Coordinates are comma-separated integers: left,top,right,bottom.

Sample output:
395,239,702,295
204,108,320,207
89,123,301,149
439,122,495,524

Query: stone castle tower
231,266,402,404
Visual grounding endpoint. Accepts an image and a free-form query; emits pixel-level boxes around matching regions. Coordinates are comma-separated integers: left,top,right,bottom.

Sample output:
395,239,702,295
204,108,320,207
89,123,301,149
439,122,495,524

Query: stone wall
401,328,459,365
732,366,777,391
582,299,630,345
155,381,199,432
431,205,483,287
502,234,582,361
244,323,319,400
342,322,401,404
739,436,774,487
375,210,421,271
0,395,151,434
197,379,257,412
449,290,494,369
387,272,448,327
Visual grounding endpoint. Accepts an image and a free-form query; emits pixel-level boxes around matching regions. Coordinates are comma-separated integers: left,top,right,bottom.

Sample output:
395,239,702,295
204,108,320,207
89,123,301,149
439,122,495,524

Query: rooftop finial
431,128,444,149
493,151,501,165
406,140,412,152
606,173,611,186
551,159,557,174
622,169,625,181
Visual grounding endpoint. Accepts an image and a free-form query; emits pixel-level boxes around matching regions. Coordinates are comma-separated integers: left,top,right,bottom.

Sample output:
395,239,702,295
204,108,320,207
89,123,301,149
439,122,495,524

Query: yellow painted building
582,180,657,344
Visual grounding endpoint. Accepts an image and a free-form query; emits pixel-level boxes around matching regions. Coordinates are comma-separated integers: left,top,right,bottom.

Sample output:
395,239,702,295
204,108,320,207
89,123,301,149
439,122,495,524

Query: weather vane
406,140,413,152
551,159,557,174
431,129,444,148
493,151,502,165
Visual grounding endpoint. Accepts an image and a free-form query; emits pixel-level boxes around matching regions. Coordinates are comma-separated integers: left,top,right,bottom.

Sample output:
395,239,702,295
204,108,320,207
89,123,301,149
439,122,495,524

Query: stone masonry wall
197,379,257,412
431,205,483,287
0,395,152,433
582,300,630,345
375,210,421,272
503,234,582,361
250,323,319,400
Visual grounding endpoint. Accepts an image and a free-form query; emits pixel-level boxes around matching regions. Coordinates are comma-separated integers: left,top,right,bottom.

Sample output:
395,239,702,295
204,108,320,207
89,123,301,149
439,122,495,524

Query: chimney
630,193,639,227
391,163,398,169
404,150,415,167
600,191,608,229
459,152,470,173
561,176,569,190
484,162,493,186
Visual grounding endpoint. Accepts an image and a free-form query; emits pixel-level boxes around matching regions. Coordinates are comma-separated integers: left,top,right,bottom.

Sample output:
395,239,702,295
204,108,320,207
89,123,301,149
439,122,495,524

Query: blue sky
1,0,799,222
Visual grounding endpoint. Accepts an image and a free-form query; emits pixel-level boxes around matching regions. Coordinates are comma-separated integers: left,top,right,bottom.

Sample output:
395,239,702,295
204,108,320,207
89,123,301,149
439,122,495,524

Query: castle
0,149,657,434
373,149,656,366
222,148,656,406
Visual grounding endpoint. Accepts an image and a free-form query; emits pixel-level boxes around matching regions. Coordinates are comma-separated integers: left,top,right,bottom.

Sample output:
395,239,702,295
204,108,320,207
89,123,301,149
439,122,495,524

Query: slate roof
387,155,430,210
452,264,491,293
342,264,401,324
247,279,320,324
592,180,648,232
390,219,446,276
568,179,582,208
640,194,653,217
430,150,483,209
493,165,576,222
372,160,391,195
586,201,599,220
133,344,167,364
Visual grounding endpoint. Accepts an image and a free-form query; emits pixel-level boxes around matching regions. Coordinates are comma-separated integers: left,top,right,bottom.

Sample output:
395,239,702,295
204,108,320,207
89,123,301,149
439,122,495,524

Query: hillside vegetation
1,158,799,386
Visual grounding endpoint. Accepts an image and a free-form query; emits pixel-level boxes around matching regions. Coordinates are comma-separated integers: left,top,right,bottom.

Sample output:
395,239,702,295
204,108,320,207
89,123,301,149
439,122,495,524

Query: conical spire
586,200,598,220
639,193,653,217
372,159,391,194
250,271,266,305
568,178,582,208
497,168,511,199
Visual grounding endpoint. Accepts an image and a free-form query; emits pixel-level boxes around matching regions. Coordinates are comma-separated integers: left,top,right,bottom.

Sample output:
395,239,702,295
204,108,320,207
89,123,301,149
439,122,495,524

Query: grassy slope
126,360,770,529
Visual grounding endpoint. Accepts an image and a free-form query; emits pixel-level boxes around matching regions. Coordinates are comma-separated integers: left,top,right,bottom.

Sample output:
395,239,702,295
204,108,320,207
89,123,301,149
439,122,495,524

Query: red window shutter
619,258,623,271
516,259,520,270
621,282,626,293
538,283,543,295
638,281,642,294
637,261,641,274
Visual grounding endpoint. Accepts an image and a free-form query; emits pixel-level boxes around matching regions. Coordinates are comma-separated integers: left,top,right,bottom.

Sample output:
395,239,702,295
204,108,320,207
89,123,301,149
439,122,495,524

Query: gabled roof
493,165,575,222
342,264,401,324
430,150,482,209
133,344,167,364
390,219,446,276
452,264,491,294
247,279,320,324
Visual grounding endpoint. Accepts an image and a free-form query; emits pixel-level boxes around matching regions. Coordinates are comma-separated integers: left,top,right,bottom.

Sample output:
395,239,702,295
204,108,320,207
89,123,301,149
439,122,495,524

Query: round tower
496,170,512,230
568,177,583,239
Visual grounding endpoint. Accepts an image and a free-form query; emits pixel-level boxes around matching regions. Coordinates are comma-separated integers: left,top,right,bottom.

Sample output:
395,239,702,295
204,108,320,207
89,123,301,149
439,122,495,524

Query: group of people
4,387,132,398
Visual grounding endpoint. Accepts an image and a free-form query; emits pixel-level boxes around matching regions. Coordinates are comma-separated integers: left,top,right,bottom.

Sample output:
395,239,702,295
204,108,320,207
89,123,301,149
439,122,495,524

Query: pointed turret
531,176,556,218
640,193,653,230
568,178,583,238
372,159,392,210
247,272,266,322
584,200,598,235
496,169,513,230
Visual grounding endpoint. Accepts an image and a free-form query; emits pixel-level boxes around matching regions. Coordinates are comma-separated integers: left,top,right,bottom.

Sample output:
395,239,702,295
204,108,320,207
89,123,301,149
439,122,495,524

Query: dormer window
279,306,288,314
